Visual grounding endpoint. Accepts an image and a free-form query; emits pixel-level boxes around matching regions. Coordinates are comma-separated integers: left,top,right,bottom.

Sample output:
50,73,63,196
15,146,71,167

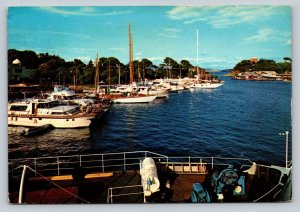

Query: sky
8,6,291,70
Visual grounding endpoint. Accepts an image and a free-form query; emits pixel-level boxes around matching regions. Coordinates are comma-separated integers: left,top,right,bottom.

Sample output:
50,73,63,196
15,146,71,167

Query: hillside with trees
8,49,198,85
233,58,292,74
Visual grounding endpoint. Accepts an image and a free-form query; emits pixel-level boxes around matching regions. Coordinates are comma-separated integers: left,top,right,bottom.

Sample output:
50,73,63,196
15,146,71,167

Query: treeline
233,58,292,73
8,49,195,85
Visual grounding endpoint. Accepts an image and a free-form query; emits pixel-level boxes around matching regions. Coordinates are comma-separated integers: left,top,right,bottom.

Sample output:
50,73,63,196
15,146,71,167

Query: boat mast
95,52,99,91
129,24,134,86
196,29,200,82
108,60,111,86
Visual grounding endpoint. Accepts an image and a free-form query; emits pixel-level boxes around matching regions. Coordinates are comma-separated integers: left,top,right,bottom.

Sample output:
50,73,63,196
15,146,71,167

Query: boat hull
190,83,223,89
8,115,93,128
112,95,157,104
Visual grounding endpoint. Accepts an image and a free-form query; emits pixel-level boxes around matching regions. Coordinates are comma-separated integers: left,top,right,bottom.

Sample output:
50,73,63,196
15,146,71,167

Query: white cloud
262,49,274,52
159,33,180,38
39,30,91,39
286,39,292,45
164,28,182,33
39,7,132,16
159,27,182,38
167,6,283,29
244,28,274,42
244,28,291,46
147,57,165,63
102,10,132,16
109,47,127,51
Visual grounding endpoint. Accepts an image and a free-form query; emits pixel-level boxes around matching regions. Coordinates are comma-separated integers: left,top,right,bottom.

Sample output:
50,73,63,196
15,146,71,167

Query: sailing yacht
190,29,224,89
111,24,156,104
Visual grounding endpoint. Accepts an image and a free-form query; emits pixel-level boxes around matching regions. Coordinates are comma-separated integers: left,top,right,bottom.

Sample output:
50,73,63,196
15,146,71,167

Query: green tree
163,57,179,78
180,60,193,78
233,60,253,72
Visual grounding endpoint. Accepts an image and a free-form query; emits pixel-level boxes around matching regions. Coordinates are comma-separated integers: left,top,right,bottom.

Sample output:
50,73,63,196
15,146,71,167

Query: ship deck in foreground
8,151,292,204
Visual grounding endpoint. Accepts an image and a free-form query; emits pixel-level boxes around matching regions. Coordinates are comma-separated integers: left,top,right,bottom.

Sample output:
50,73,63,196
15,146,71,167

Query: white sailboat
111,24,157,104
190,29,224,90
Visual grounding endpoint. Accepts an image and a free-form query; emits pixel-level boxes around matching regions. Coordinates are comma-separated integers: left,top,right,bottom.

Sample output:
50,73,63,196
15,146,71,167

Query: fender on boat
140,157,160,197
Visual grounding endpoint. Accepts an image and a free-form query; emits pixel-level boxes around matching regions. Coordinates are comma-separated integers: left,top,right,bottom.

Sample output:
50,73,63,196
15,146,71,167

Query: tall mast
129,24,134,85
138,61,141,82
196,29,199,82
108,60,111,85
95,52,99,91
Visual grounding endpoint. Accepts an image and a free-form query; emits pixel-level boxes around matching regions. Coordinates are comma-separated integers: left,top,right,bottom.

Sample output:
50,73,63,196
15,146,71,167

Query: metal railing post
285,131,289,169
124,153,126,171
189,156,191,172
102,154,104,172
57,157,60,175
79,155,82,167
111,188,113,203
34,158,37,176
18,165,27,204
211,157,214,170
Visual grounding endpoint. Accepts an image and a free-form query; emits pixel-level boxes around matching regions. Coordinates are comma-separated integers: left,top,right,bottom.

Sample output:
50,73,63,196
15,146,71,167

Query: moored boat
191,29,224,90
190,81,224,89
109,24,157,104
112,94,157,104
8,99,95,128
47,85,94,106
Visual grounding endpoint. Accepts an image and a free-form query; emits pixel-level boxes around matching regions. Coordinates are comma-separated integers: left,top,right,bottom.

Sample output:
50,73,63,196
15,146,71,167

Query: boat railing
158,156,253,173
8,151,168,178
9,151,252,177
107,185,144,203
9,151,255,178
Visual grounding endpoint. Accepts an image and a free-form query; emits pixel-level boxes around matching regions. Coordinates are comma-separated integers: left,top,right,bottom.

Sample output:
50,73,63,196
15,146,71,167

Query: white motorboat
137,86,169,98
190,81,224,89
47,85,94,106
112,95,157,104
8,99,95,128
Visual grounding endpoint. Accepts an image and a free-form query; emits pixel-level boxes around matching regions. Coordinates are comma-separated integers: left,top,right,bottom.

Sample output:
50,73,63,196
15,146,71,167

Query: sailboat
112,24,157,104
190,29,224,89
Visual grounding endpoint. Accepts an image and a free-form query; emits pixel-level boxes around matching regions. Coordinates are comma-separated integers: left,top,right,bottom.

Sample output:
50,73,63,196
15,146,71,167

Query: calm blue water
8,74,292,166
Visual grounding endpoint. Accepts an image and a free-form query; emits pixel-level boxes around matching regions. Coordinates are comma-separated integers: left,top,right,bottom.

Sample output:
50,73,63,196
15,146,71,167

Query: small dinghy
22,124,53,136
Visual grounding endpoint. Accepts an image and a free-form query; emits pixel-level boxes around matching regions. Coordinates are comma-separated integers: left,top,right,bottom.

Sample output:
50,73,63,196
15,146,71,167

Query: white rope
26,165,90,203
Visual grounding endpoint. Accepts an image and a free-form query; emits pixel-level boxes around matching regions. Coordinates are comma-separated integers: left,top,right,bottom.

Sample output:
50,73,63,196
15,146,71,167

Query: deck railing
8,151,254,178
107,185,144,203
8,151,168,177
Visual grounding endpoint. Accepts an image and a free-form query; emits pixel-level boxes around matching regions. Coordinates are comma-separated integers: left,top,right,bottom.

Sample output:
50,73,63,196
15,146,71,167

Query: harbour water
8,75,292,166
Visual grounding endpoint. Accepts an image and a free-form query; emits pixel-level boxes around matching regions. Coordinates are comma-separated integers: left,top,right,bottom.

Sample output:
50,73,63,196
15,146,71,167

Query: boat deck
8,155,289,204
9,171,144,204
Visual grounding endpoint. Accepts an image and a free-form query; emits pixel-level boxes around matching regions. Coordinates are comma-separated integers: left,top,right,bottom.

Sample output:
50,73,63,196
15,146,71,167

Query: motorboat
190,80,224,89
47,85,94,106
8,99,95,128
136,86,169,98
112,94,157,104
